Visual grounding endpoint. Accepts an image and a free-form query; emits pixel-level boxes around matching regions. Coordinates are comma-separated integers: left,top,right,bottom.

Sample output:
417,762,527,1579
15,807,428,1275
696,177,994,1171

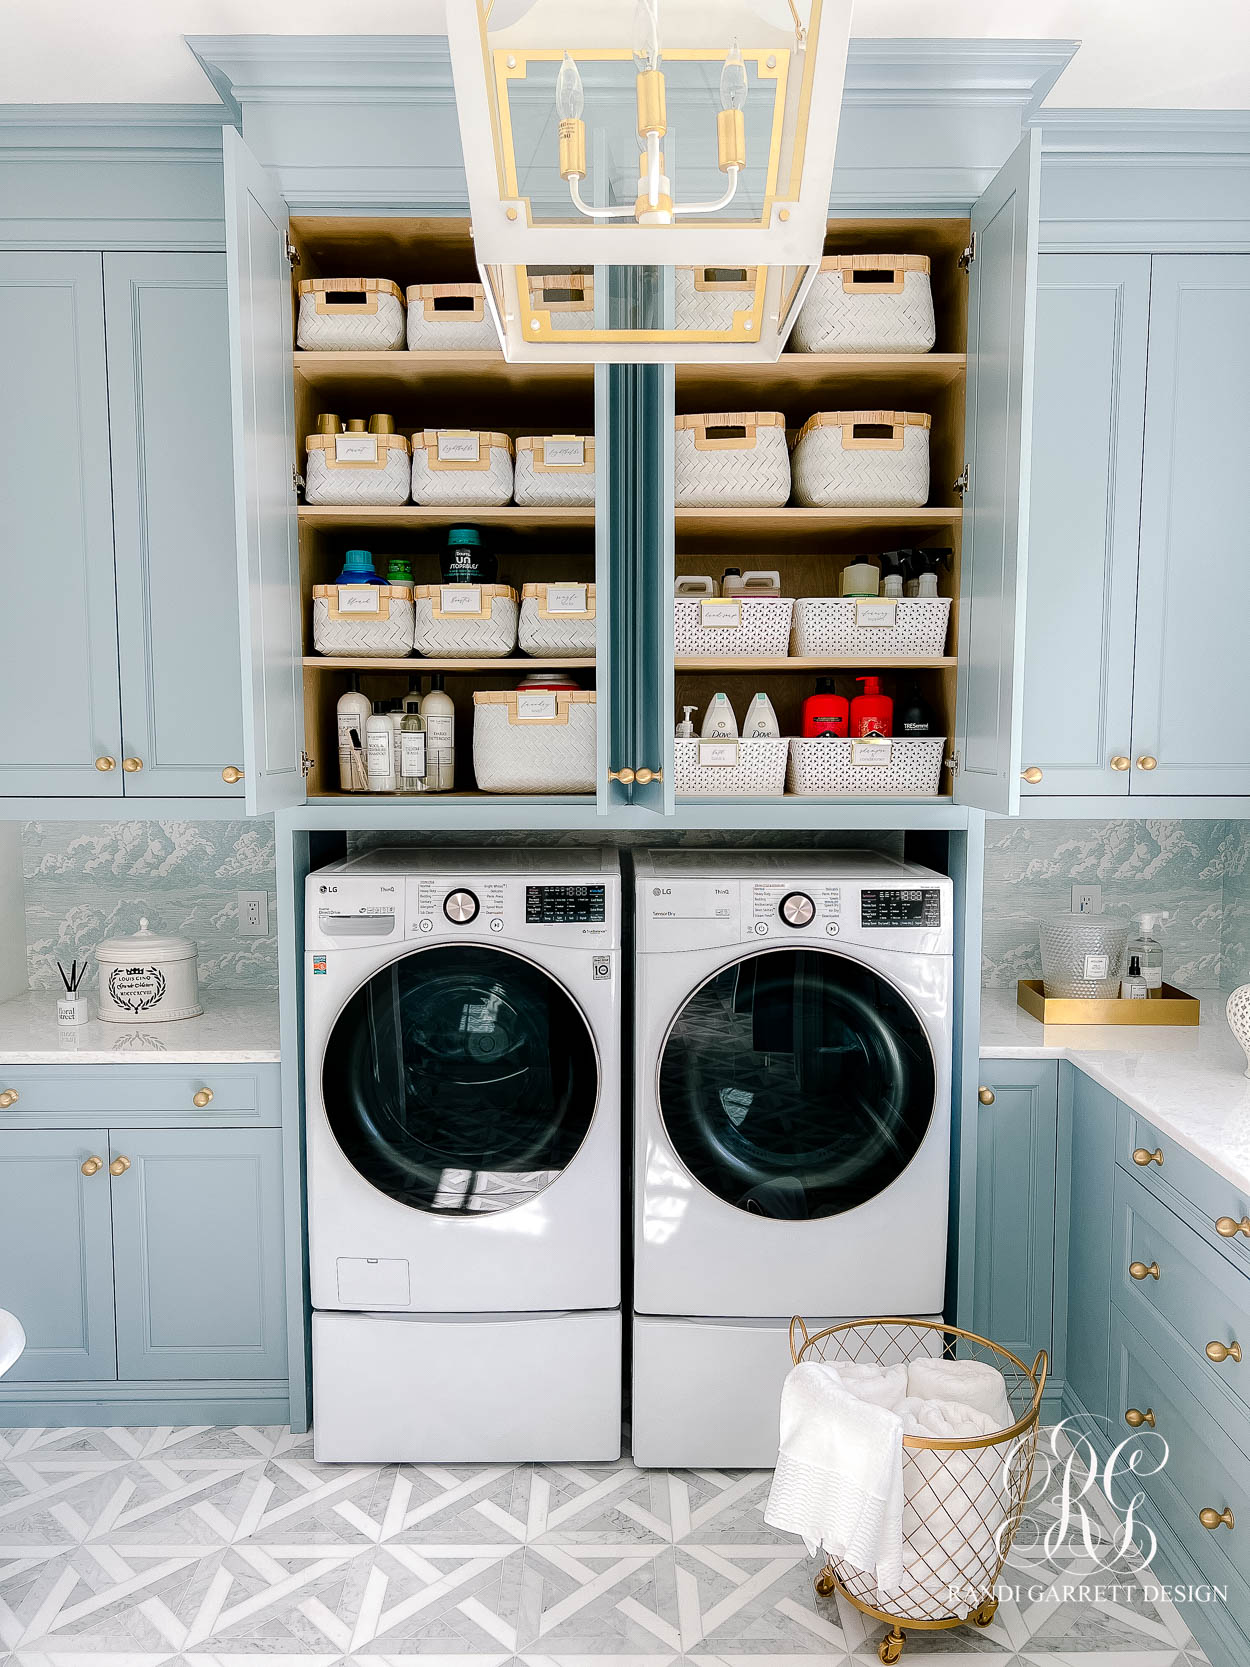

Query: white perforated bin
790,255,935,354
673,266,758,333
406,283,499,350
411,431,513,506
675,593,794,657
304,431,411,505
791,410,930,508
413,584,518,658
312,585,415,657
790,597,952,658
296,278,405,350
514,436,595,506
786,737,946,796
674,738,789,798
473,690,596,794
519,584,596,657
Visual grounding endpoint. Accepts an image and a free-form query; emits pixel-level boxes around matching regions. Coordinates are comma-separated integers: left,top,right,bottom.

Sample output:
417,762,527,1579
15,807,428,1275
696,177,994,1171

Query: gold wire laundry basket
789,1316,1048,1664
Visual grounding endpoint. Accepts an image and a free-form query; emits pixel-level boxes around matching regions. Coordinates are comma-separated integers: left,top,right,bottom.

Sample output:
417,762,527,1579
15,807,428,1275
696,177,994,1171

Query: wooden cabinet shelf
294,348,592,396
675,506,960,541
675,655,956,672
675,352,966,405
304,656,594,672
297,504,594,529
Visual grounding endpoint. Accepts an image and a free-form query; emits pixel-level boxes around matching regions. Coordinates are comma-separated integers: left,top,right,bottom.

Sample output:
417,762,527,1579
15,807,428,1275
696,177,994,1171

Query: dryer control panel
640,875,951,956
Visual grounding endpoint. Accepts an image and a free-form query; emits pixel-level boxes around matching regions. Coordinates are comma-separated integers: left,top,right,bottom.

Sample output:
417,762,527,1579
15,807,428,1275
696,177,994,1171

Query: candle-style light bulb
555,51,584,120
633,0,660,72
720,41,747,111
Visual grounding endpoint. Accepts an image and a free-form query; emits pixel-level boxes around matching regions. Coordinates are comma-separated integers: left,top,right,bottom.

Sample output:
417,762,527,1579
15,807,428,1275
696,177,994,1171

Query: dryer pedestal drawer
312,1308,621,1463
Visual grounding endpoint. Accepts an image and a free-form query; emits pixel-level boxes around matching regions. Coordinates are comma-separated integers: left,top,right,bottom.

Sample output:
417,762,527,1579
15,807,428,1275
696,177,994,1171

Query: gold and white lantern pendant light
444,0,854,364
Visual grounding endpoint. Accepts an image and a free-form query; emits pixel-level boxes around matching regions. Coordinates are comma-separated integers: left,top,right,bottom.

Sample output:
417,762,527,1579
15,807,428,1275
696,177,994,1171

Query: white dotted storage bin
411,431,514,506
791,410,931,508
674,412,790,508
413,584,518,658
473,689,596,793
790,596,952,659
673,266,758,333
526,272,594,333
296,278,405,351
405,283,499,351
675,587,794,657
789,255,936,354
513,435,596,507
312,584,415,658
786,736,946,796
519,583,596,657
304,431,411,506
674,738,789,797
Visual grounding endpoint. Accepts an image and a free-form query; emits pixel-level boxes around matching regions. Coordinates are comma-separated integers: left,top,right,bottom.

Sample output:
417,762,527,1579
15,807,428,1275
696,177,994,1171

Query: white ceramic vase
1225,984,1250,1079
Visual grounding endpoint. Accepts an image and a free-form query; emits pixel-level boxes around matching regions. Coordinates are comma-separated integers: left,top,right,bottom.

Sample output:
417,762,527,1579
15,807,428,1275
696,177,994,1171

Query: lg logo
652,887,671,896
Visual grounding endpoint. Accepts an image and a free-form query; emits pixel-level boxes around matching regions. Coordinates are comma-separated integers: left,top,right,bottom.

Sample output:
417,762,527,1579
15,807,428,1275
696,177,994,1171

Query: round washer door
657,947,935,1220
322,944,599,1214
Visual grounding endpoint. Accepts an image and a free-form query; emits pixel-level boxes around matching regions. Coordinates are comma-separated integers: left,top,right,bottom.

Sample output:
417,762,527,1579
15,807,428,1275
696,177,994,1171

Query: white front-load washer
305,847,621,1463
632,850,953,1468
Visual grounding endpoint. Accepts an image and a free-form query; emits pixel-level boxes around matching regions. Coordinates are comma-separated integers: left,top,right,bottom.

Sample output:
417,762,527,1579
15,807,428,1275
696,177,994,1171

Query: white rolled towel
888,1397,1009,1602
906,1356,1013,1430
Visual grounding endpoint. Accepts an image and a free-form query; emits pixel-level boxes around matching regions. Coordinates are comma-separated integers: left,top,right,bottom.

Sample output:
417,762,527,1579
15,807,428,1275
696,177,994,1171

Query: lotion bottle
701,692,738,740
744,692,780,738
420,674,456,792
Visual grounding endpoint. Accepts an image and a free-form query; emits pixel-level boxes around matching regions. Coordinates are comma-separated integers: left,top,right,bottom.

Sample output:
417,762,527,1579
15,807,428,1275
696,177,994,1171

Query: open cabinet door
223,127,305,815
953,129,1040,816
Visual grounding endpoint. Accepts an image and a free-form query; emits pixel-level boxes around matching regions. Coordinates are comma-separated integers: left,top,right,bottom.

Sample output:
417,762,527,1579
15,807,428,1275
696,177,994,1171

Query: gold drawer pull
1110,755,1130,771
1206,1340,1242,1365
109,1155,131,1177
1133,1146,1164,1167
192,1088,214,1108
1130,1260,1160,1281
1199,1506,1235,1531
1020,766,1043,784
1216,1215,1250,1239
0,1089,18,1108
978,1086,996,1105
1124,1407,1155,1428
222,766,244,784
81,1155,103,1177
1136,755,1158,771
122,757,143,773
608,767,635,785
95,755,116,772
634,767,662,785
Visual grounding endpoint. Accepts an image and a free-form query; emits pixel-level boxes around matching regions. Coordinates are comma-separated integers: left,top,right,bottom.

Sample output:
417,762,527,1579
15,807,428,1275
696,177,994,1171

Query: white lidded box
526,271,594,333
413,584,518,658
673,266,759,333
790,596,952,659
304,428,411,506
791,410,931,508
312,584,415,658
674,411,790,508
673,738,789,797
411,430,513,506
519,583,596,657
789,255,936,354
473,689,596,793
786,737,946,797
674,575,794,657
406,282,499,351
296,278,405,351
513,435,596,507
95,918,202,1023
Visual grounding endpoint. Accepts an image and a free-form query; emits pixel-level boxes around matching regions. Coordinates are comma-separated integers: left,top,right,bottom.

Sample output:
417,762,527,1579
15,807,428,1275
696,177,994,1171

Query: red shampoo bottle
801,677,848,738
850,675,893,737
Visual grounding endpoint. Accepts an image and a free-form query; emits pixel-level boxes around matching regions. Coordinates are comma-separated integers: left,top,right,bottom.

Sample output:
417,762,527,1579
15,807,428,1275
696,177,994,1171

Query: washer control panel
526,884,606,924
443,889,480,924
640,873,951,955
861,887,943,928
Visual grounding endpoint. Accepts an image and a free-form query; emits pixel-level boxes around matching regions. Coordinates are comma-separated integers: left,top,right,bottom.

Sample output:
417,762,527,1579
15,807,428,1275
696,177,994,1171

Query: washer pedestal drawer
312,1308,621,1463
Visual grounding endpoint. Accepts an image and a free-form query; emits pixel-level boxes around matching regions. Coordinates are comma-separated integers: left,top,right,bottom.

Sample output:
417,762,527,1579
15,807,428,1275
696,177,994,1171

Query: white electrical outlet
1072,884,1102,914
238,891,270,936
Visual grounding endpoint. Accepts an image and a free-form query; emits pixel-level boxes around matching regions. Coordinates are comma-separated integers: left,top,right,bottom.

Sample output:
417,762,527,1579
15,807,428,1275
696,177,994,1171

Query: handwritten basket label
439,586,483,614
516,692,558,721
437,432,481,463
850,738,892,767
698,741,739,768
542,438,585,467
545,584,587,614
107,965,167,1014
337,586,381,613
700,600,741,629
855,599,897,629
334,434,378,464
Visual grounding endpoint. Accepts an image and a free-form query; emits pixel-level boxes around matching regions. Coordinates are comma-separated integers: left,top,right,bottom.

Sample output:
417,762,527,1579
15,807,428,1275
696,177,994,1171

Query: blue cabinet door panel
0,253,122,797
1064,1070,1117,1424
0,1129,116,1381
104,253,245,798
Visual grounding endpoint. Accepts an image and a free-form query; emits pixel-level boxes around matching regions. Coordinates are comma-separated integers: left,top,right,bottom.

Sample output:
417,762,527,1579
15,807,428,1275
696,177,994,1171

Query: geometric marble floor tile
0,1426,1212,1667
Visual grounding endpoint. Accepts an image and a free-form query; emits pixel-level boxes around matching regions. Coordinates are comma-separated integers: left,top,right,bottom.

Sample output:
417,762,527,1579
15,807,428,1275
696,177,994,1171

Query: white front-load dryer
632,850,953,1468
305,848,621,1463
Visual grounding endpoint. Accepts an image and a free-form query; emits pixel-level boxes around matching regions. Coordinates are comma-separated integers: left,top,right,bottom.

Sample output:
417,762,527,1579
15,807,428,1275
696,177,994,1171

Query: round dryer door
322,945,599,1214
657,948,935,1220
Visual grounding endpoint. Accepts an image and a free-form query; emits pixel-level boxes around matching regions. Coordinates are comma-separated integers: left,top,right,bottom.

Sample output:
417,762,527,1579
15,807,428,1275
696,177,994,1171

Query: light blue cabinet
1064,1069,1117,1425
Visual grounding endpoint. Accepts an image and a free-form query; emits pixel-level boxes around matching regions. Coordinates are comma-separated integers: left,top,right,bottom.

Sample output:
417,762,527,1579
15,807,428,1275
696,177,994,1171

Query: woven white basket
674,738,789,797
473,690,596,793
304,431,411,505
519,583,596,657
406,283,499,351
312,585,415,657
411,431,514,506
674,412,790,508
790,256,936,354
527,271,594,333
514,435,596,506
786,736,946,796
675,594,794,657
791,596,952,658
792,410,930,508
413,584,518,658
296,279,405,351
673,266,758,333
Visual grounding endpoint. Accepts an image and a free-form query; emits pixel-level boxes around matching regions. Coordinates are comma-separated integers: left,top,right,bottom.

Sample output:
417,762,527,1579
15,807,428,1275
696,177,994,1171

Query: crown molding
0,103,229,158
1033,107,1250,159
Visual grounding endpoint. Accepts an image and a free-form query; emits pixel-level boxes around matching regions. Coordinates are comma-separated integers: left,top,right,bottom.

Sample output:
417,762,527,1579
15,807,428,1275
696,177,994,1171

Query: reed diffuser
56,959,90,1027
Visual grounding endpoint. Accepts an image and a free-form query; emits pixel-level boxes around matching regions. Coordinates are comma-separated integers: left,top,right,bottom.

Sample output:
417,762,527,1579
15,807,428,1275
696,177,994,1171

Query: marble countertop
0,990,281,1064
980,985,1250,1194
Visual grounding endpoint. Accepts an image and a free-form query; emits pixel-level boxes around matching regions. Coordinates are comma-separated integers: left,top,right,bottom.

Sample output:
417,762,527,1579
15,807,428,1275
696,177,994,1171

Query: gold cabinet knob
222,766,244,784
192,1088,214,1108
1020,766,1043,784
95,756,116,772
1124,1407,1155,1428
1110,755,1131,771
978,1086,996,1105
1129,1260,1160,1281
608,767,636,785
633,768,663,786
1199,1506,1235,1531
1132,1146,1164,1167
81,1155,103,1177
1136,755,1158,771
1216,1215,1250,1239
109,1154,131,1177
0,1089,18,1109
122,757,143,773
1205,1339,1242,1365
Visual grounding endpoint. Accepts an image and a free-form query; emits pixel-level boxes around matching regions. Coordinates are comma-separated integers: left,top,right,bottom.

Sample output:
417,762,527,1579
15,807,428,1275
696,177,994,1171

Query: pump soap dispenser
1127,911,1170,997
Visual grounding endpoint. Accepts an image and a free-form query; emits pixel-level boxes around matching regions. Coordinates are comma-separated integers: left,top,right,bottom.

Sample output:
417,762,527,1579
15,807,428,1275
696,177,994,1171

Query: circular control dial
443,889,480,925
779,891,816,928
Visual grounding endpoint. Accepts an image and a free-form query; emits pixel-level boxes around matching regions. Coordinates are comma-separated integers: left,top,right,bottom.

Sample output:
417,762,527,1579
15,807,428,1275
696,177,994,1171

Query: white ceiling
0,0,1248,110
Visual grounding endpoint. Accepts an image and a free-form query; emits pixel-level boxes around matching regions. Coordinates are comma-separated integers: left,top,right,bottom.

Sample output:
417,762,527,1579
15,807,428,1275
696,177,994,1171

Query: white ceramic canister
95,919,202,1023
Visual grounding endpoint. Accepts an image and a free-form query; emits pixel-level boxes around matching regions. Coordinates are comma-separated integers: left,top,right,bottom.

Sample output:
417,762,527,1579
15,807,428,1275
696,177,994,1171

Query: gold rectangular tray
1017,980,1200,1026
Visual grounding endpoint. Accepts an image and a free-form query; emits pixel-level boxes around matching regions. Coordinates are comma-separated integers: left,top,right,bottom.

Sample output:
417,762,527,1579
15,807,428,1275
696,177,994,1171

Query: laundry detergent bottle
850,675,893,738
801,677,848,738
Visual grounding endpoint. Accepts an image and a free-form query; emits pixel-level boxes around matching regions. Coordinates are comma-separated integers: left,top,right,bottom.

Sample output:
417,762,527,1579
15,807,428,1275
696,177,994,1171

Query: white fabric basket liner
787,737,945,796
790,597,952,658
411,431,514,506
312,586,415,657
413,586,518,658
674,738,789,797
406,283,499,351
675,596,794,657
304,435,411,506
473,692,596,793
513,436,596,507
790,256,935,355
792,411,930,509
518,584,596,657
296,279,406,351
674,413,791,508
